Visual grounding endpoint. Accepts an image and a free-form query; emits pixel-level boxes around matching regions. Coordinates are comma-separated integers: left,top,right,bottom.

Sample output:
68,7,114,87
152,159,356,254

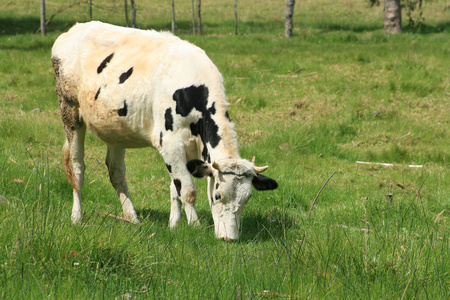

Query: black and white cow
51,21,277,241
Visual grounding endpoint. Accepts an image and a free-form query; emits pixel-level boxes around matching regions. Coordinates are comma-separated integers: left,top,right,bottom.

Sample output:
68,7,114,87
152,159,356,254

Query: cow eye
244,173,252,178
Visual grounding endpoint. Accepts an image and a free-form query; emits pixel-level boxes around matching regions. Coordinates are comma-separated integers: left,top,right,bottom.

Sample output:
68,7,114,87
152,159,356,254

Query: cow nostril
215,193,221,200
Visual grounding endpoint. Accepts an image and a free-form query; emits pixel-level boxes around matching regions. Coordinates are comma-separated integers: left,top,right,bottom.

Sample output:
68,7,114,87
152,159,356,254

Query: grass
0,0,449,298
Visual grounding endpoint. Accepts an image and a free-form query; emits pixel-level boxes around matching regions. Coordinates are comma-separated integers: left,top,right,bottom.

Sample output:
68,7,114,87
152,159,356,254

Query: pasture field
0,0,449,298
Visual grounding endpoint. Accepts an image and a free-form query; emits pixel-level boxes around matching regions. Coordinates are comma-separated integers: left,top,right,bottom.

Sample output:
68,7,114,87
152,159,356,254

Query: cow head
187,158,278,241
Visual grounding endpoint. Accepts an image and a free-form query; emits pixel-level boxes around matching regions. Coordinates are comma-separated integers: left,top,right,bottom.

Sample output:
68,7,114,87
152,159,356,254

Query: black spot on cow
159,131,163,147
97,53,114,74
119,67,133,84
118,101,128,117
172,85,225,161
164,108,174,131
94,87,101,100
187,159,211,178
209,102,216,115
216,183,219,190
189,105,221,160
166,164,172,173
225,110,231,121
172,85,209,117
173,179,182,197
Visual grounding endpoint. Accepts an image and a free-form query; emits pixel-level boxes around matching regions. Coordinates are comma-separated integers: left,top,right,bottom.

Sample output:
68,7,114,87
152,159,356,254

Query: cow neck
207,120,241,162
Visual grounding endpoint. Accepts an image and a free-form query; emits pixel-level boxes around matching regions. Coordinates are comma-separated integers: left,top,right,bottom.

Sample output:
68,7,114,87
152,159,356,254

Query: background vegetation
0,0,448,298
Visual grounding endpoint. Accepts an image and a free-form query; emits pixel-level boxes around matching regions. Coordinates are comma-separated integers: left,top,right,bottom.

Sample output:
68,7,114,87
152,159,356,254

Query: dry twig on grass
308,171,336,218
356,161,423,168
95,211,134,223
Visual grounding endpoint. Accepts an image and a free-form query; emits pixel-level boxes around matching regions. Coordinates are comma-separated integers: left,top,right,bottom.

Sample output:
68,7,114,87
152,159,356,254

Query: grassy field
0,0,449,298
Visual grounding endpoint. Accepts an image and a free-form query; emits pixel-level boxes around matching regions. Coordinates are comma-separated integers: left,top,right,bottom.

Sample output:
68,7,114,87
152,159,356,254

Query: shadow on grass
402,22,450,34
138,208,171,224
0,17,74,35
2,15,447,38
0,17,282,36
317,21,450,34
240,211,294,242
137,208,294,243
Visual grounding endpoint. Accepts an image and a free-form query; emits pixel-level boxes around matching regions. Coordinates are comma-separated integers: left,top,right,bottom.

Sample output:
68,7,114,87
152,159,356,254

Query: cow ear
187,159,213,178
252,174,278,191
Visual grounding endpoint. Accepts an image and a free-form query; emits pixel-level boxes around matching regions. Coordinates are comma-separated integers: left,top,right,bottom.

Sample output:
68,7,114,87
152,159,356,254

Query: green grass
1,0,449,298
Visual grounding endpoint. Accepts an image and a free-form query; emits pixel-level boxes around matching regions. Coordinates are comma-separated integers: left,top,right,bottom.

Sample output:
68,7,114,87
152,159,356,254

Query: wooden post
124,0,129,27
89,0,93,20
171,0,176,33
130,0,136,28
197,0,202,35
234,0,237,35
40,0,46,36
191,0,196,35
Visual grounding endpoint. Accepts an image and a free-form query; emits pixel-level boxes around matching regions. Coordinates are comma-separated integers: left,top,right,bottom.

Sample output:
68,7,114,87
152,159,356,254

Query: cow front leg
63,124,86,224
105,145,139,224
168,175,199,227
162,154,199,227
169,181,182,227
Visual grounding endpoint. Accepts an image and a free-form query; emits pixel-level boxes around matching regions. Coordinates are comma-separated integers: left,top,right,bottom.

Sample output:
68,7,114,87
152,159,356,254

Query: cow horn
254,166,268,173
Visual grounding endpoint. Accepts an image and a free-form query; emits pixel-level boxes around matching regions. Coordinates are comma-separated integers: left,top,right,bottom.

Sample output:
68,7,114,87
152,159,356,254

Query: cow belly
88,119,152,148
80,101,153,148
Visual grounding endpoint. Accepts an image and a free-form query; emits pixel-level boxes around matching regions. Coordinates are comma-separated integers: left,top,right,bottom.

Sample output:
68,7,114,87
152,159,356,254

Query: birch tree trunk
285,0,295,37
384,0,402,33
40,0,46,36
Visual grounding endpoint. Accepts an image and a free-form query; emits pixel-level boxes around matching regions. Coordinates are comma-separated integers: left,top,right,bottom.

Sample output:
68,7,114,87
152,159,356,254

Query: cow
51,21,278,241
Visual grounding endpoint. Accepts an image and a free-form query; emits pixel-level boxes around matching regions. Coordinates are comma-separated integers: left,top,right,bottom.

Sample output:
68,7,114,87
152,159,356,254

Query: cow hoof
222,237,237,242
122,213,139,224
169,218,181,228
129,218,139,224
71,213,82,224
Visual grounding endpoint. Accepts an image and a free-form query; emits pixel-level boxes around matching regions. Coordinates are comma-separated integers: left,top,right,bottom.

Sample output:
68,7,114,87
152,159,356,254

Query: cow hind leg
105,145,139,224
55,57,87,224
63,125,86,224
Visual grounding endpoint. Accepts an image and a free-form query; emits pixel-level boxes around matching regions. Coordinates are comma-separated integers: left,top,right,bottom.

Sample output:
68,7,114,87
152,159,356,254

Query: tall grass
0,0,448,298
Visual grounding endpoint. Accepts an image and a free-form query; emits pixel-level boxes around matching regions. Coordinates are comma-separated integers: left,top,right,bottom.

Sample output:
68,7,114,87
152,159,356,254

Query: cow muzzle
213,211,241,242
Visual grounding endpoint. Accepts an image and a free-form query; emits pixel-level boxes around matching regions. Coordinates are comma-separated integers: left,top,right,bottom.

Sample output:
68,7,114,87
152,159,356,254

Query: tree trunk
384,0,402,34
197,0,202,35
191,0,196,35
130,0,136,28
285,0,295,37
40,0,46,36
171,0,175,33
